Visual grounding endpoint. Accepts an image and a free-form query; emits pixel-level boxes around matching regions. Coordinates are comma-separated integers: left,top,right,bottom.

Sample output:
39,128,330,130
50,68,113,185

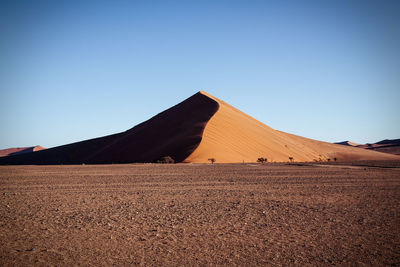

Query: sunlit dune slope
185,91,400,163
0,92,218,165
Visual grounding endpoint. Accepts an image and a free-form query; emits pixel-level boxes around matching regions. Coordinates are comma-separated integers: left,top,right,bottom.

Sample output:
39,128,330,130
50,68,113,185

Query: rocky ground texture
0,163,399,266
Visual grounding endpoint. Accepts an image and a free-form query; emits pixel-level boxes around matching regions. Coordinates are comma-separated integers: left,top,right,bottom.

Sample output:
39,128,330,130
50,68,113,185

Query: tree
334,157,337,162
288,156,294,162
257,157,268,164
156,156,175,164
208,158,216,164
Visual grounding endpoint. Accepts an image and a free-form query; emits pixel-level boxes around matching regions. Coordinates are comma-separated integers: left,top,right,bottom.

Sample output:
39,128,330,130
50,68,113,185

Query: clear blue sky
1,0,399,149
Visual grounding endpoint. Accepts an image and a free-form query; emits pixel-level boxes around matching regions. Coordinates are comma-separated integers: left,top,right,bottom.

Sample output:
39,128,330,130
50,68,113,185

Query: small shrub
257,157,268,164
156,156,175,164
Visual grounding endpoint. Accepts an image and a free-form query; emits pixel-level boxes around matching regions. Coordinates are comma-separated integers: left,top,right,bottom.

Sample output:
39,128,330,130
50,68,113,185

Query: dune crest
185,92,399,163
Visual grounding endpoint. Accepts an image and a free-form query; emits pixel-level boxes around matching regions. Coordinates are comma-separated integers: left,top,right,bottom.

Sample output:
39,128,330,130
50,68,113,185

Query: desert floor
1,162,399,266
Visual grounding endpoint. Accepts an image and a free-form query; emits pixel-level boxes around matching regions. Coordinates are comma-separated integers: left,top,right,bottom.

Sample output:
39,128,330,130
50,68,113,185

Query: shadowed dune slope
185,92,400,162
0,92,218,165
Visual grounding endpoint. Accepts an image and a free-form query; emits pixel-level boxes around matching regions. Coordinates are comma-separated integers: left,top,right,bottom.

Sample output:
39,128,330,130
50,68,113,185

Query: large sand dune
185,92,399,162
0,91,398,164
0,93,218,164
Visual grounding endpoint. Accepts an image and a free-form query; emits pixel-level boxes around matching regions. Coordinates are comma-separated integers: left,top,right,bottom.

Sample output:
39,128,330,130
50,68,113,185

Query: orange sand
185,92,400,163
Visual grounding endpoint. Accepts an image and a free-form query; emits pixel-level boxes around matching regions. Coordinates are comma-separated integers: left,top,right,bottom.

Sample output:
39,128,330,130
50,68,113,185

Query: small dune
334,141,361,147
0,146,45,157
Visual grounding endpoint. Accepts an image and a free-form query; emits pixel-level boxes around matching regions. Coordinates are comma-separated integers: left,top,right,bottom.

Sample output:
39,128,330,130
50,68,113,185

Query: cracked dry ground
0,163,399,266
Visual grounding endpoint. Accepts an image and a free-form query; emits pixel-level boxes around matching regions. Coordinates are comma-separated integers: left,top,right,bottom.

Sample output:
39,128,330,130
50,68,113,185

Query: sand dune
0,91,398,165
185,92,399,162
335,139,400,156
0,146,45,157
0,93,218,164
334,141,361,147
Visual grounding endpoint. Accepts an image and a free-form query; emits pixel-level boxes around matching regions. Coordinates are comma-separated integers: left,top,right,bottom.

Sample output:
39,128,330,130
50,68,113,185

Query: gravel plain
1,163,399,266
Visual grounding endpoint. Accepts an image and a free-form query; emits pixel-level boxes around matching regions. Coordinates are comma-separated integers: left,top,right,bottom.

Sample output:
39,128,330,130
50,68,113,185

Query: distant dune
335,139,400,156
0,146,45,157
334,141,361,147
0,91,399,165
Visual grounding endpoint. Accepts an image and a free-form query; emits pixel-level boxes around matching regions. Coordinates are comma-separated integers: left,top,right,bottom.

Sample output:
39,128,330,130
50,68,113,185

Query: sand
1,163,399,265
0,146,45,157
0,93,218,165
336,139,400,156
335,141,361,147
1,91,398,165
185,91,400,162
